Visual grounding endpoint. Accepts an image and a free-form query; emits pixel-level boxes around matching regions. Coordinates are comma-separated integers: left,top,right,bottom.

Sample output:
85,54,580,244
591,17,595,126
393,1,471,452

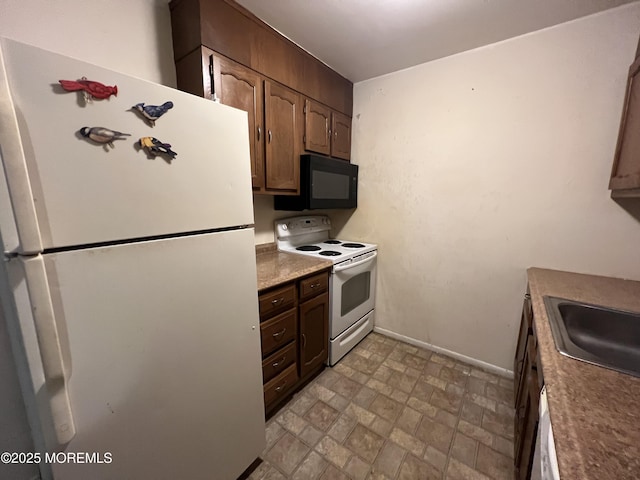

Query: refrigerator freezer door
0,38,254,254
5,228,265,480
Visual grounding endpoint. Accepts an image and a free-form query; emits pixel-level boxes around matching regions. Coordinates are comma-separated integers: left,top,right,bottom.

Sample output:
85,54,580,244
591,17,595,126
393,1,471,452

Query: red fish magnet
59,76,118,102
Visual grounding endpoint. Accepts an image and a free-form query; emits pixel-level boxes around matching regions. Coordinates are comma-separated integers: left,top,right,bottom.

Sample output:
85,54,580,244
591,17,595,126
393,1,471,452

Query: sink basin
543,296,640,378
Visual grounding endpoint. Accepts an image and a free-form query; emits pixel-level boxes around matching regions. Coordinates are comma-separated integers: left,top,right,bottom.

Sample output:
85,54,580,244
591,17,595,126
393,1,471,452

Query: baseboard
373,326,514,379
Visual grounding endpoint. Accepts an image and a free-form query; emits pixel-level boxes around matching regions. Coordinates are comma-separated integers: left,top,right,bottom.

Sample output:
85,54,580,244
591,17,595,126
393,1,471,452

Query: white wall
0,3,175,476
339,3,640,370
0,0,175,86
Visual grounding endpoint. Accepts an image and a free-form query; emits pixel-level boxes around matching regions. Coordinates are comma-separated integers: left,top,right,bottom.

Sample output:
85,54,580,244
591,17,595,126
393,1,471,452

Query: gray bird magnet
79,126,130,149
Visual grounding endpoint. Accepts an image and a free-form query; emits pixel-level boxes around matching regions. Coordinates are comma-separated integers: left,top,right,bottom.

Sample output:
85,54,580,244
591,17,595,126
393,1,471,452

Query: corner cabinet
609,56,640,197
513,289,542,480
304,99,352,161
258,270,329,414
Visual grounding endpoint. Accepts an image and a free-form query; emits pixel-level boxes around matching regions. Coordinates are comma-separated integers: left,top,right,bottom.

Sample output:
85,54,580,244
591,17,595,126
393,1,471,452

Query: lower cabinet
258,270,329,413
513,289,543,480
299,292,329,379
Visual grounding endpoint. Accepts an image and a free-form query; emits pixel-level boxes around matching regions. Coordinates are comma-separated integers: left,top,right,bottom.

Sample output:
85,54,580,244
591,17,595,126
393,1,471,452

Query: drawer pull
274,381,287,393
272,328,287,339
309,283,320,289
272,356,287,368
271,297,284,305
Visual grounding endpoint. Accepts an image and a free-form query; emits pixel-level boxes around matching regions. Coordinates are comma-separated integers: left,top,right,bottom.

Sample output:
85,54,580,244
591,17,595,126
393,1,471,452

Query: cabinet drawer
260,309,297,357
299,272,329,302
264,364,298,407
262,341,297,384
259,283,296,320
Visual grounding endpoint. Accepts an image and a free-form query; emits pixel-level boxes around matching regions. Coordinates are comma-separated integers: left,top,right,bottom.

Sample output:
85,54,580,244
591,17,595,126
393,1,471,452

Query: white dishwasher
532,385,561,480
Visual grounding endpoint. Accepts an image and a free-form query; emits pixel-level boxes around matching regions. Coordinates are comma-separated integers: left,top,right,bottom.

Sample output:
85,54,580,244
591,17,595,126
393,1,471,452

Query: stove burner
342,243,365,248
296,245,321,251
324,240,341,244
319,251,342,256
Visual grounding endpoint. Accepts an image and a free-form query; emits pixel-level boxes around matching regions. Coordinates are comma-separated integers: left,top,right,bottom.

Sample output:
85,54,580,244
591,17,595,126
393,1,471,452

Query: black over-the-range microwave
274,154,358,210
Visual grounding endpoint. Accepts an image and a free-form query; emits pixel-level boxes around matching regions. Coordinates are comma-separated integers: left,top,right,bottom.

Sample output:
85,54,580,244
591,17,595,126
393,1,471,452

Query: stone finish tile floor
250,332,515,480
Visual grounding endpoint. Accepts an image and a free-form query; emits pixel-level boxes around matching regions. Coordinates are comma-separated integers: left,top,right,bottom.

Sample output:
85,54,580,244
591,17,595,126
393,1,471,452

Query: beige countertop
527,268,640,480
256,243,333,292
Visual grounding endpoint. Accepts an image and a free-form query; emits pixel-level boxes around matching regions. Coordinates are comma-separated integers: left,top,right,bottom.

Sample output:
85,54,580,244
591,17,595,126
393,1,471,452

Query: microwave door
309,161,358,209
310,170,351,208
273,154,358,211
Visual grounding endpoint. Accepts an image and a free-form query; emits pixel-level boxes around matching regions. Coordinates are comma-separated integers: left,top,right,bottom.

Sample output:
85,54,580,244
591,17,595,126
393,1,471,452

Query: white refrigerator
0,38,265,480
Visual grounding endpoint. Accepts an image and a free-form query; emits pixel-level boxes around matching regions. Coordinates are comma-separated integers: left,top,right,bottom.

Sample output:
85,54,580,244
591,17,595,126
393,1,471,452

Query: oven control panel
275,215,331,238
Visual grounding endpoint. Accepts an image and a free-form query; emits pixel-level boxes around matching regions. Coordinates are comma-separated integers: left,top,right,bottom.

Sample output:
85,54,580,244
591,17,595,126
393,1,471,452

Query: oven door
330,251,377,339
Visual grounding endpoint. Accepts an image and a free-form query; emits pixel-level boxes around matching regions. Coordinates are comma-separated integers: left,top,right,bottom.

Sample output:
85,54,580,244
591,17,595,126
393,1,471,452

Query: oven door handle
334,251,377,272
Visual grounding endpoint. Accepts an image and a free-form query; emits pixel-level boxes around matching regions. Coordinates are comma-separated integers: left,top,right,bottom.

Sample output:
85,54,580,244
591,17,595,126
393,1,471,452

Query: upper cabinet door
212,51,265,190
610,57,640,196
264,80,301,193
331,111,352,161
304,99,331,156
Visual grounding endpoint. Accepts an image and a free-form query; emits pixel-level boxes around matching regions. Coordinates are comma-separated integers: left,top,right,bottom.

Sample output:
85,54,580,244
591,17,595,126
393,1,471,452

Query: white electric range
275,216,377,365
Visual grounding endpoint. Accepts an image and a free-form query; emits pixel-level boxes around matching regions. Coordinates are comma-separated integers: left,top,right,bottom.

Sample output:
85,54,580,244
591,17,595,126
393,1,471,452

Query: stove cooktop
275,215,377,264
280,237,377,264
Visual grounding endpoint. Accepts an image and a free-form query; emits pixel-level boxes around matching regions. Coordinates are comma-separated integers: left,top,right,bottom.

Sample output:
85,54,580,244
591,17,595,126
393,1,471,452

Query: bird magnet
138,137,177,161
130,101,173,126
79,127,130,150
59,77,118,103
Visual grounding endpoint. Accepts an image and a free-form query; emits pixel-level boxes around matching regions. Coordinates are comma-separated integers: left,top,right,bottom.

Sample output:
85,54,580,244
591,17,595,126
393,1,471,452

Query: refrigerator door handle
22,255,76,445
0,47,43,254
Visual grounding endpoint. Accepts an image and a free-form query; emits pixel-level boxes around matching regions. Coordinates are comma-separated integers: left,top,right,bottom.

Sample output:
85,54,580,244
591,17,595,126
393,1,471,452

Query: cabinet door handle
271,297,284,305
257,126,261,141
272,355,287,368
274,380,287,393
268,130,272,143
524,293,531,300
272,328,287,339
301,333,307,348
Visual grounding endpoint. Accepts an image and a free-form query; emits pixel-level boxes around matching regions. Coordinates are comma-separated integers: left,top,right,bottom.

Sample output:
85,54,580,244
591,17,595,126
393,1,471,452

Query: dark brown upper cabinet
209,51,300,194
304,99,352,161
610,56,640,197
169,0,353,115
211,51,265,190
264,80,302,193
304,99,331,157
331,110,352,161
170,0,354,195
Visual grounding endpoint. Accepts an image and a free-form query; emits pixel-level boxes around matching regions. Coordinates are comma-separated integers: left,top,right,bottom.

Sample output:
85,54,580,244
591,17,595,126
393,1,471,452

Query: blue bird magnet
139,137,177,160
131,101,173,126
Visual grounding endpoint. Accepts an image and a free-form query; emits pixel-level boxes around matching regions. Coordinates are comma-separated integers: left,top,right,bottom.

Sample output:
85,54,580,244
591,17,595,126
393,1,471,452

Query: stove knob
282,223,288,231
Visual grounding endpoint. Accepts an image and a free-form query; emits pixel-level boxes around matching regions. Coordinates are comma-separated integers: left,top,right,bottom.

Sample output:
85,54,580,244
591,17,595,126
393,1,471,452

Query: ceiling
236,0,638,83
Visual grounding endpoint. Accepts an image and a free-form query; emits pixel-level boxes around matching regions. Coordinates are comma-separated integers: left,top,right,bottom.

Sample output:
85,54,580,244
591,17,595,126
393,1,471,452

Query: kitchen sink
543,296,640,378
